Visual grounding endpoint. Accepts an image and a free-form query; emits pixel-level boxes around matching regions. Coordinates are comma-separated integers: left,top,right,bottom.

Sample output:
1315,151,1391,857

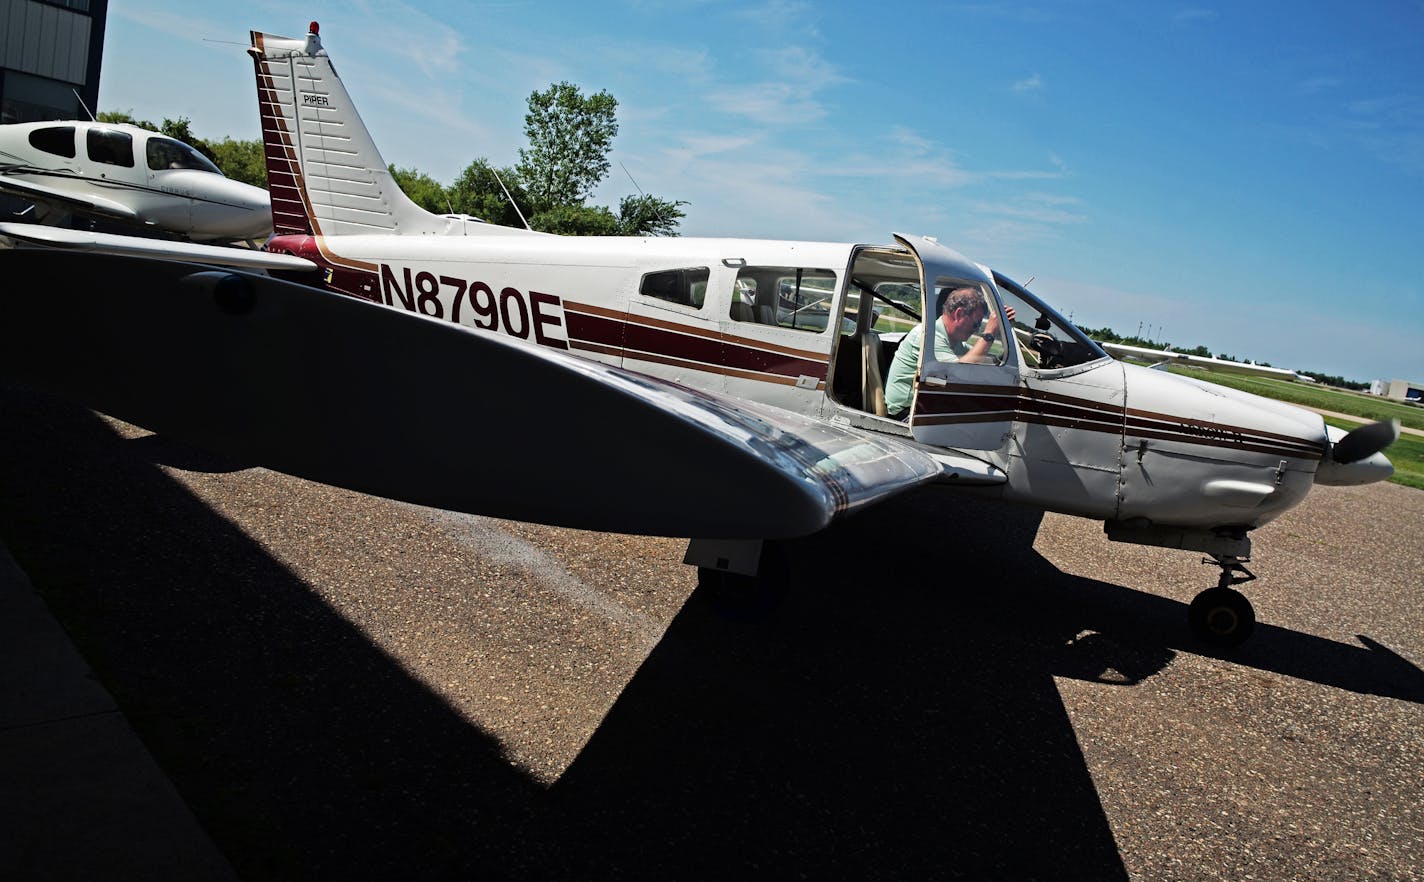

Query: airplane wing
0,172,140,221
0,222,317,273
1099,341,1302,382
1,251,1000,540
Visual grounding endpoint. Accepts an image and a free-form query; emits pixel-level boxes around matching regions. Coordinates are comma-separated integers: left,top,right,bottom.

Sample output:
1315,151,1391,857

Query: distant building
1371,379,1424,402
0,0,110,124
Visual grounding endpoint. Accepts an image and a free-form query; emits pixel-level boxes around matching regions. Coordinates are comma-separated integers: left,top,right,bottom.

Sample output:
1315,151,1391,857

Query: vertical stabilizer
248,23,449,237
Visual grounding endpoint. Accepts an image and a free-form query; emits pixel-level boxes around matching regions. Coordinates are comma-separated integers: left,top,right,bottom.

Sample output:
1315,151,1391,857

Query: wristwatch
982,331,996,344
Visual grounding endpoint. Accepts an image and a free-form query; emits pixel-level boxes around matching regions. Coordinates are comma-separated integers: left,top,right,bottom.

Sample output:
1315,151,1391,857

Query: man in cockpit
884,286,1013,421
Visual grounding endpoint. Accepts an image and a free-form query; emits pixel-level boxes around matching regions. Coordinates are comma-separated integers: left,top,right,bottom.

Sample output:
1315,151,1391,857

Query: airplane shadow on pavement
2,381,1418,880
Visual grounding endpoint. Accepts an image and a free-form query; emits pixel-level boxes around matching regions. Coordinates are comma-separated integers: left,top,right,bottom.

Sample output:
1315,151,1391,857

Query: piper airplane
0,22,1400,648
0,120,272,241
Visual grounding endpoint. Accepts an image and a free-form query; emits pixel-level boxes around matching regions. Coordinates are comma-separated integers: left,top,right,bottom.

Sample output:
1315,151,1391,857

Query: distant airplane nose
191,175,273,241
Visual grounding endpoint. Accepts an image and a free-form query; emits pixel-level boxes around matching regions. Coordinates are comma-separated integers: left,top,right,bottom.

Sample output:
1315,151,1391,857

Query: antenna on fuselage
620,161,667,231
71,89,95,122
492,168,532,232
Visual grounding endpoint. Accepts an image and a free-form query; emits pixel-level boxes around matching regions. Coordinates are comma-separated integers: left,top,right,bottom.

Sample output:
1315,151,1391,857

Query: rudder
248,23,445,237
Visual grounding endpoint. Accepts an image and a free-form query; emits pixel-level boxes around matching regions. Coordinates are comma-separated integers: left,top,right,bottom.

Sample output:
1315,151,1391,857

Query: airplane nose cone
1314,421,1398,486
192,176,273,240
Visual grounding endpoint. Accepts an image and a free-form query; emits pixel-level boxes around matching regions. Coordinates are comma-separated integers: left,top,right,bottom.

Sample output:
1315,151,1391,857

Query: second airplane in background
0,119,272,241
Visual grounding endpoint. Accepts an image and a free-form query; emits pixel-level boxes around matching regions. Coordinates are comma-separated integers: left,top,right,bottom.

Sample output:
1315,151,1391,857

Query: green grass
1163,367,1424,432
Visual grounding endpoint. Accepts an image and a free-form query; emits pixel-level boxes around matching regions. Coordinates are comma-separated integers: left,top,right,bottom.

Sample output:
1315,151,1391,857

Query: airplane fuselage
266,229,1344,536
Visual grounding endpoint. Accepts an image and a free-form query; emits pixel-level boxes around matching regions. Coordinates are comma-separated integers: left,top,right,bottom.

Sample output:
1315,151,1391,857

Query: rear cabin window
146,136,221,173
640,267,709,309
729,266,836,333
28,126,76,158
86,129,135,167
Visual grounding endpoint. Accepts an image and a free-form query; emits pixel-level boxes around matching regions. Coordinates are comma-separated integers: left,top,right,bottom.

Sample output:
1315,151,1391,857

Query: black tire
1188,586,1256,647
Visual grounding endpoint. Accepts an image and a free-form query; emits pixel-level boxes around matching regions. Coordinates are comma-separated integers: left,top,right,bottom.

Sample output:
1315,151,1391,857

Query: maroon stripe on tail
251,57,314,237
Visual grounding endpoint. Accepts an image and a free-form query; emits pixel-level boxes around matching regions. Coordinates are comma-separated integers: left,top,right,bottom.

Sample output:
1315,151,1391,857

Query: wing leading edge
2,251,999,539
0,222,317,272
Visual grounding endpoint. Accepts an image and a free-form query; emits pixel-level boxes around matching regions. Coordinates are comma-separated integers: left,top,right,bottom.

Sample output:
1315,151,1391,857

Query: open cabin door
896,234,1019,452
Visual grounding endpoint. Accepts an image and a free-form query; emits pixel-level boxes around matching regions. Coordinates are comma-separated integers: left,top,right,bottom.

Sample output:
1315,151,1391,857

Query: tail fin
249,22,459,237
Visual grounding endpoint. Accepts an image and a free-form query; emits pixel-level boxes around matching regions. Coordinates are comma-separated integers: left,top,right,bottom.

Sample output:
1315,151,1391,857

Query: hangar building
0,0,109,124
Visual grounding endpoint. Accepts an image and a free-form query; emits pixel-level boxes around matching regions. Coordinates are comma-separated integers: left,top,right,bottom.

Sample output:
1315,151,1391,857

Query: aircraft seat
862,330,887,417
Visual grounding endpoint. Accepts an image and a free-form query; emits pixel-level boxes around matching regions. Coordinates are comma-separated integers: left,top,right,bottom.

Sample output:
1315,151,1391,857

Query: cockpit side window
86,128,134,167
146,136,221,174
922,278,1009,366
991,272,1108,371
639,267,709,309
28,126,76,158
728,266,835,333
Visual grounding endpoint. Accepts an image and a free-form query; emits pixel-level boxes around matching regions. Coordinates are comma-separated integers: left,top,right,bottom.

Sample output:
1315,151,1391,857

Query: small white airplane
0,22,1400,647
0,120,272,241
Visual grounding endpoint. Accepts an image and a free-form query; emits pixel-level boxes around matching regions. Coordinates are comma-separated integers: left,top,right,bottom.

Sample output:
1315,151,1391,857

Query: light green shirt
884,318,969,415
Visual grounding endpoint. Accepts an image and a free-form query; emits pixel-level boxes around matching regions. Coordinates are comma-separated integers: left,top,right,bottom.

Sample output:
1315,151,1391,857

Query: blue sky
100,1,1423,382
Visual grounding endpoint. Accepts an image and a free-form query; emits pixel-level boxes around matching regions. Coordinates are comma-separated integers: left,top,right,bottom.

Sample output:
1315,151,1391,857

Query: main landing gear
1189,554,1256,647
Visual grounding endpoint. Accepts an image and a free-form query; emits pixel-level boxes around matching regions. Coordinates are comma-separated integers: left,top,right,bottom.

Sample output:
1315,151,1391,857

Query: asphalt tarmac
1,381,1420,880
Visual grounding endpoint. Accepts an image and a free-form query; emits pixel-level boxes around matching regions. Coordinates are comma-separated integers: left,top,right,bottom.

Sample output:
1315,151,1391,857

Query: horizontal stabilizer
0,223,317,272
1,251,954,539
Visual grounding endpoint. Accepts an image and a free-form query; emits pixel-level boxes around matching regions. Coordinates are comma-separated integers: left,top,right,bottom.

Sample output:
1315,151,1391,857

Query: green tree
446,159,530,228
530,204,621,236
97,109,155,129
517,81,619,210
617,194,686,237
389,165,449,214
208,138,267,188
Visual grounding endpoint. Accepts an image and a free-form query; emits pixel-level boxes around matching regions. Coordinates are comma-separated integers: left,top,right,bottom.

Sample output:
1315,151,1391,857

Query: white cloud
733,0,815,29
705,45,846,125
1171,7,1219,27
1012,73,1044,94
1297,76,1342,95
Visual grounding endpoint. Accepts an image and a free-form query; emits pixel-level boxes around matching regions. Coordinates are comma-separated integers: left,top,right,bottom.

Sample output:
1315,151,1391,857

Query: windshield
146,136,222,174
991,272,1108,370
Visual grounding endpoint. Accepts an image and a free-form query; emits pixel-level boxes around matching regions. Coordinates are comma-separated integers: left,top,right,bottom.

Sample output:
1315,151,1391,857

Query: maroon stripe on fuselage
563,304,829,383
912,380,1324,460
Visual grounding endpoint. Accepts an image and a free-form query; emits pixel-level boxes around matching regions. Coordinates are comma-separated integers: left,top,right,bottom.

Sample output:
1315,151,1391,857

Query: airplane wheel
1188,587,1255,647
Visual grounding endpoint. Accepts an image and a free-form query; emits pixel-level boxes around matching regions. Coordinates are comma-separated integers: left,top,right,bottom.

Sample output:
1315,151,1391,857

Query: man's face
943,303,987,343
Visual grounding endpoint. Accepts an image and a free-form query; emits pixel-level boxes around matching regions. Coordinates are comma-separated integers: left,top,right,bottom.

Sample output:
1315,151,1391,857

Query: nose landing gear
1189,555,1256,647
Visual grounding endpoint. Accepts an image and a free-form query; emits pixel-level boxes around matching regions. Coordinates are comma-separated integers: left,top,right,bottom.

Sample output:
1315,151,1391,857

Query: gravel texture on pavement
1,382,1419,880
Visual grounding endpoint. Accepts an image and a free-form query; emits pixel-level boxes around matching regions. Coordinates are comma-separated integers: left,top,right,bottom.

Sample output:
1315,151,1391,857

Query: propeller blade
1331,419,1400,464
